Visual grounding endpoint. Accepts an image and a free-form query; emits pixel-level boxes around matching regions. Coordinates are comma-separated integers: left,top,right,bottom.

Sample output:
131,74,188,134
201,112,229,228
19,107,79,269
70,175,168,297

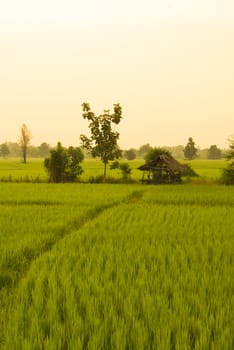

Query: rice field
0,158,227,183
0,183,233,349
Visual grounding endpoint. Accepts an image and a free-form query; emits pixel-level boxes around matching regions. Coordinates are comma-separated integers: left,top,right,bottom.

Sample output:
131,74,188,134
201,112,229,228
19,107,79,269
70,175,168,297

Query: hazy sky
0,0,233,149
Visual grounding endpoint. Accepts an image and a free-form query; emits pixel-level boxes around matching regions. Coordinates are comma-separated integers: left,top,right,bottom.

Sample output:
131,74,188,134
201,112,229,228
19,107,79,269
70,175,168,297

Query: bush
221,163,234,185
110,161,132,181
44,142,84,183
221,136,234,185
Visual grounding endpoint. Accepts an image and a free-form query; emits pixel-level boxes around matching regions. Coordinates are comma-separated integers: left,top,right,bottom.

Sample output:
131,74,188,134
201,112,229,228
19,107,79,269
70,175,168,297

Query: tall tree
80,102,122,181
207,145,222,159
183,137,198,160
19,124,31,163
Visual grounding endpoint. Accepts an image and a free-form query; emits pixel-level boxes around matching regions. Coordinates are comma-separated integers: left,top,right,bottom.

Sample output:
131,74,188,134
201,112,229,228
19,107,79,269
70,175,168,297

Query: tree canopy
80,102,122,180
124,149,136,161
183,137,198,160
207,145,222,159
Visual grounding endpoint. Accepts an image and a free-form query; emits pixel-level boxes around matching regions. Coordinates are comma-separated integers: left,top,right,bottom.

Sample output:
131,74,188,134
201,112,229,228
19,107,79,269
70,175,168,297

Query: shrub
221,163,234,185
221,136,234,185
44,142,84,183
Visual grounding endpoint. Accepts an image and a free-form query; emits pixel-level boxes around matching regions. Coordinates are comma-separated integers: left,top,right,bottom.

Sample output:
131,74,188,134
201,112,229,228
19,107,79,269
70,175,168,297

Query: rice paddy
0,181,233,349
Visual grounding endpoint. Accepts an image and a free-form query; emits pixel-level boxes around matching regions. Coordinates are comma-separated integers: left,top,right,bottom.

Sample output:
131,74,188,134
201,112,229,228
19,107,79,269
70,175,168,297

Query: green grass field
180,159,227,179
0,158,47,182
0,158,227,183
0,182,233,349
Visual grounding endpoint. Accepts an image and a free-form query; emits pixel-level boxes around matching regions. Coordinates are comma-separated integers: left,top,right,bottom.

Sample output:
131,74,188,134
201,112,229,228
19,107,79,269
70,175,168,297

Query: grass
0,158,47,182
0,183,233,349
180,159,227,179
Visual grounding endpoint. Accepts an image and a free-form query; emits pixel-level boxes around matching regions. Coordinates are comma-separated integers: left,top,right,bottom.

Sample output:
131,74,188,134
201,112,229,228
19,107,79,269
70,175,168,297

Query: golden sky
0,0,233,149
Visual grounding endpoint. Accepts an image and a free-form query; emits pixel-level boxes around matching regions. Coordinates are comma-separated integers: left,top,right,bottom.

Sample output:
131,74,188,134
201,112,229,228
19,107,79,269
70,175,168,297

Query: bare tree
20,124,31,163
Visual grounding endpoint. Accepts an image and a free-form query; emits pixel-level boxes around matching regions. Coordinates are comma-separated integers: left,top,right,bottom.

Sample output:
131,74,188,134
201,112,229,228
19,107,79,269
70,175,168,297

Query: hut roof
138,154,185,172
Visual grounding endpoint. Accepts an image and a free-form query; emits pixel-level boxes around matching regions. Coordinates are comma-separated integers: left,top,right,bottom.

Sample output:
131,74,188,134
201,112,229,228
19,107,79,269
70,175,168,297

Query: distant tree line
0,140,226,161
123,141,226,161
0,125,227,163
0,114,232,184
0,142,51,158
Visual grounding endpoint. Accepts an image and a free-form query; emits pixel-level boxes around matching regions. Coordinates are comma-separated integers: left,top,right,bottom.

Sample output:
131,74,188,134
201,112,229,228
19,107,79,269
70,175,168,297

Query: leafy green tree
222,135,234,184
144,147,171,162
183,137,198,160
44,142,67,183
137,143,151,158
44,142,84,183
124,149,136,160
38,143,51,158
65,146,84,181
19,123,32,163
207,145,222,159
0,143,10,158
80,102,122,181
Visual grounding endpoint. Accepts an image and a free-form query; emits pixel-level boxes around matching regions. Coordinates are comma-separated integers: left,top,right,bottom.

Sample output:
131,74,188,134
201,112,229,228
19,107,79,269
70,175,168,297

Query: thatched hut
138,154,189,184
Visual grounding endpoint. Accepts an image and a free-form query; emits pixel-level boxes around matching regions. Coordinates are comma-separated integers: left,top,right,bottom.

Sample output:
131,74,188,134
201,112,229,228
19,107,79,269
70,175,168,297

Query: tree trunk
103,162,107,182
23,147,27,164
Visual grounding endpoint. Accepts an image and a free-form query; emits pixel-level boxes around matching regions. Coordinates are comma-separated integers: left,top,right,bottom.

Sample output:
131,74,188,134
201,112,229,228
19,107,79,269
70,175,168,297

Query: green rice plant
0,183,138,287
1,185,233,349
0,158,47,182
180,159,226,180
0,183,140,345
